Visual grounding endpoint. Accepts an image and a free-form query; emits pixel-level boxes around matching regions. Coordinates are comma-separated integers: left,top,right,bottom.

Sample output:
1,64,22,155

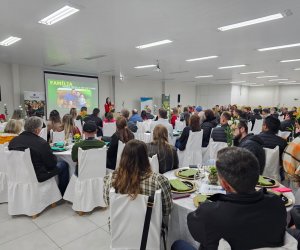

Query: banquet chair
0,122,7,133
0,142,8,151
175,120,185,132
6,149,62,217
217,232,297,250
263,146,280,181
149,154,159,173
209,140,228,162
252,119,263,135
178,131,203,167
116,140,125,169
110,189,162,250
0,150,9,203
39,127,47,141
278,131,291,139
74,119,83,134
103,122,116,137
63,147,107,213
51,130,65,143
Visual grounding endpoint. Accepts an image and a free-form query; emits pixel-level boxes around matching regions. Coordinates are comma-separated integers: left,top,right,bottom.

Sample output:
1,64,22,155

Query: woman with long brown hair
69,108,77,120
147,125,178,173
106,116,134,170
61,114,81,140
175,114,201,151
104,139,172,217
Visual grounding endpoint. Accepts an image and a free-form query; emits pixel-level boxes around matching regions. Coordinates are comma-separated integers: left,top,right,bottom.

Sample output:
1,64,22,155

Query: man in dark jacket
280,111,295,132
211,111,231,143
171,147,286,250
249,108,262,131
233,120,266,174
83,108,103,137
9,116,69,195
201,109,217,147
258,116,287,157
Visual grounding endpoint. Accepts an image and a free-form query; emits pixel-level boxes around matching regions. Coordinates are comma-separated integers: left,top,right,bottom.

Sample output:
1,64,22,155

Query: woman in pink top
103,112,116,123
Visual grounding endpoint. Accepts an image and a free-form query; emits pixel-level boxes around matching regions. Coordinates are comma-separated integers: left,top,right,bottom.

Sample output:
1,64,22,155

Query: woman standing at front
104,139,172,218
104,97,112,117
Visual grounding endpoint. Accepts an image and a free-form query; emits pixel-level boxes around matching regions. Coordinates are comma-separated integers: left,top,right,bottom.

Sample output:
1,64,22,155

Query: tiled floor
0,202,111,250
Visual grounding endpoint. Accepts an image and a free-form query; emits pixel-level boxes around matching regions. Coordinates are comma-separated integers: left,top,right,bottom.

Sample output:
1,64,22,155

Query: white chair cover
175,120,185,131
39,127,47,141
134,132,152,144
149,154,159,173
248,121,253,131
0,122,7,133
252,119,263,135
209,139,228,161
51,130,65,143
6,149,62,216
74,119,83,134
202,146,210,166
278,131,291,139
218,232,297,250
110,189,162,250
0,142,8,152
63,147,107,212
0,150,8,203
103,122,116,137
263,146,280,181
116,140,126,169
178,131,203,167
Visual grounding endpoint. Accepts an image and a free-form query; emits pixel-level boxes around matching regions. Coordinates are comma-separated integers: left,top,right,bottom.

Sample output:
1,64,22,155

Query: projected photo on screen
45,72,99,117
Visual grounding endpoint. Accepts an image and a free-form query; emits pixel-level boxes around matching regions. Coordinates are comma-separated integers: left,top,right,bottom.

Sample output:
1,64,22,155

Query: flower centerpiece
225,118,240,146
208,166,218,185
73,133,82,143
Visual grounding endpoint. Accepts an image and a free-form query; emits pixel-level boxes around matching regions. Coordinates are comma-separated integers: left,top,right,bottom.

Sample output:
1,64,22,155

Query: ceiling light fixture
195,75,214,78
279,81,296,83
136,39,172,49
250,84,264,87
186,55,218,62
294,68,300,71
280,59,300,63
134,64,156,69
282,82,300,85
256,75,278,79
218,65,246,69
0,36,21,46
38,5,79,25
230,81,246,84
240,71,265,75
269,79,289,82
218,13,284,31
258,43,300,51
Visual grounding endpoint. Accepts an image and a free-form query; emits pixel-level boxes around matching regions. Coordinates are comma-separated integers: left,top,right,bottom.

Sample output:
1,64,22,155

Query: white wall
279,85,300,108
248,86,279,107
231,85,249,106
0,62,14,115
165,82,196,108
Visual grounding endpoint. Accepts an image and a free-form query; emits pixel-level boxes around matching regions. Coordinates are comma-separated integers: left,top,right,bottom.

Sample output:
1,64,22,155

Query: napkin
258,176,272,186
179,169,198,178
169,179,190,191
272,187,292,193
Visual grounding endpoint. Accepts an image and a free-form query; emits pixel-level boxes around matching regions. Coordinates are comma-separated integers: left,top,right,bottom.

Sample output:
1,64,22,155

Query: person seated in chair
8,116,69,195
83,108,103,137
211,111,231,143
172,147,287,250
280,111,295,132
71,121,106,176
150,108,173,139
129,109,143,123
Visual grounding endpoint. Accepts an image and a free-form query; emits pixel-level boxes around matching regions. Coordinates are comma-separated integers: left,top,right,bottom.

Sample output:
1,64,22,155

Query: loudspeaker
177,94,181,103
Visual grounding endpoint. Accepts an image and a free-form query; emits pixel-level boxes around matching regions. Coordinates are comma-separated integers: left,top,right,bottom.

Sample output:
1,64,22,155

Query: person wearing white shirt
150,108,173,139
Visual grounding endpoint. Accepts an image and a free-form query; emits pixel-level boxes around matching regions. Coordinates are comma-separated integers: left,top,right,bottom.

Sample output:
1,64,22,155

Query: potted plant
208,166,218,185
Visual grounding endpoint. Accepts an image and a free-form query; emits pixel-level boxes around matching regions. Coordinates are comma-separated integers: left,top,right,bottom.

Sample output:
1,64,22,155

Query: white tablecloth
53,147,76,177
164,169,295,249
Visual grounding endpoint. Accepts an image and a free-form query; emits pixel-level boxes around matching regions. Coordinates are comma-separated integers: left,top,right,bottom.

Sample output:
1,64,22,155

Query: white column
11,64,21,109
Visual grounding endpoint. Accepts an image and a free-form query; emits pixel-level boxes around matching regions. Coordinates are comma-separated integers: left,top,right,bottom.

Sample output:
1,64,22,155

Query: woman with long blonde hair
147,124,179,173
61,114,81,139
104,139,172,216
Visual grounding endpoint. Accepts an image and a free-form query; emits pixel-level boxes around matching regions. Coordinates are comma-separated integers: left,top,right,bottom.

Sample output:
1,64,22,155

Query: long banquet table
164,168,295,249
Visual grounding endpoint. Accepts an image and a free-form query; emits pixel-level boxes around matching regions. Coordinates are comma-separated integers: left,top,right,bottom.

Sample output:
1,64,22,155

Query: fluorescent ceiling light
218,13,284,31
240,71,265,75
38,5,79,25
269,79,289,82
186,55,218,62
279,81,296,83
0,36,21,46
134,65,156,69
230,81,246,84
136,40,172,49
256,75,278,79
282,82,300,85
218,65,246,69
195,75,213,78
280,58,300,63
251,84,265,87
294,68,300,71
258,43,300,51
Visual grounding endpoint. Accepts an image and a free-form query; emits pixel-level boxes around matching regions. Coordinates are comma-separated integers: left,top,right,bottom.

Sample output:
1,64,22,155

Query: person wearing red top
104,97,112,116
103,112,116,123
171,107,179,128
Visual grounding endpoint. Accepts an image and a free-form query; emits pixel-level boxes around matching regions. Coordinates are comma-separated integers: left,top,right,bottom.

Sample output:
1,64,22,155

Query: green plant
209,166,217,175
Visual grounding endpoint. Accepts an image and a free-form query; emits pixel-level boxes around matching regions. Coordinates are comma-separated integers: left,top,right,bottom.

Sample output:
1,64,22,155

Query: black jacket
187,189,286,250
236,134,266,174
8,131,60,182
211,124,228,143
175,126,191,151
201,119,217,147
280,119,295,132
250,114,262,131
83,114,103,137
258,131,287,157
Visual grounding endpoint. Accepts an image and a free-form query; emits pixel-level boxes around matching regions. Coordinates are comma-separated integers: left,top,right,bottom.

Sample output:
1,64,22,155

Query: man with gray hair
120,108,138,132
9,116,69,195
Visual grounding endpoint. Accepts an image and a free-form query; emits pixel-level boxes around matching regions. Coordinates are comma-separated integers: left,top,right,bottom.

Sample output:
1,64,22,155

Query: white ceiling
0,0,300,86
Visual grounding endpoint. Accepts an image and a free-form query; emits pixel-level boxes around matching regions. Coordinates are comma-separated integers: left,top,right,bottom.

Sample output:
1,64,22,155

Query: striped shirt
103,171,172,216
